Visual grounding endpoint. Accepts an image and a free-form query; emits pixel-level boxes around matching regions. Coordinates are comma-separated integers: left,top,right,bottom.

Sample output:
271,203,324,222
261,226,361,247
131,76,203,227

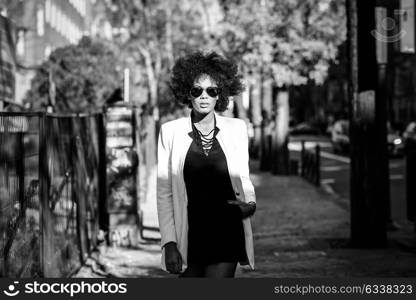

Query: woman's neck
191,110,215,127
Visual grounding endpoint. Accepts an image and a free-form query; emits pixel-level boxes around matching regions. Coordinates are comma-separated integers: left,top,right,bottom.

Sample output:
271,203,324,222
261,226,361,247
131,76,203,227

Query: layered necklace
193,117,216,156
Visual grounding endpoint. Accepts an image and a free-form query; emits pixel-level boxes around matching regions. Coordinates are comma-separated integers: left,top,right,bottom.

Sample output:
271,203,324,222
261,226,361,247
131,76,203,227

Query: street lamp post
347,0,389,247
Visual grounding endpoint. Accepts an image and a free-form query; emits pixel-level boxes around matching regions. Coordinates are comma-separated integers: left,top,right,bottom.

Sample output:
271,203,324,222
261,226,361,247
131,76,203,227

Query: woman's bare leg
204,262,237,278
179,263,205,278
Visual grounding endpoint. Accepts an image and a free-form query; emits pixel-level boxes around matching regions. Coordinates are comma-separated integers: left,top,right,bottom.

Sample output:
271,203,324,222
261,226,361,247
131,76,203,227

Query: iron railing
0,112,105,277
300,141,321,186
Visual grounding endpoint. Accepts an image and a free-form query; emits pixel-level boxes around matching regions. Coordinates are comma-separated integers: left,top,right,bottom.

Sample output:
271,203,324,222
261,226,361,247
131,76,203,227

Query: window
16,30,25,56
63,14,69,40
57,9,63,34
70,0,86,16
70,21,76,43
45,0,51,23
81,0,86,16
76,25,81,41
36,6,45,36
51,3,57,29
45,45,52,57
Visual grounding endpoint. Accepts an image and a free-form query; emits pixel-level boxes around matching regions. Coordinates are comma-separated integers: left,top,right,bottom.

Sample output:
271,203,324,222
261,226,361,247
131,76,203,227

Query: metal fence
300,141,321,186
0,112,105,277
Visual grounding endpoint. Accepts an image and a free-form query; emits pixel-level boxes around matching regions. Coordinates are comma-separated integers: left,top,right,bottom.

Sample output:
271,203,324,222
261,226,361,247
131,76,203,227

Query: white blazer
157,111,256,271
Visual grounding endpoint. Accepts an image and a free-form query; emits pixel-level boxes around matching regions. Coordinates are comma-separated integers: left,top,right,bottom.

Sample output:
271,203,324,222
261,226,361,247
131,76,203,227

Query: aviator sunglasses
189,86,220,98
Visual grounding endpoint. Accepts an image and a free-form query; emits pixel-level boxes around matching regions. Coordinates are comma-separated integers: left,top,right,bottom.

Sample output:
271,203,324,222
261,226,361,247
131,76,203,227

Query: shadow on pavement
75,159,416,278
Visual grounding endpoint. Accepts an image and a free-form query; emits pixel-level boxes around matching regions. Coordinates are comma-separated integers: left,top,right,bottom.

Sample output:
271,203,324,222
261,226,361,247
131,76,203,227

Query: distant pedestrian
157,51,256,278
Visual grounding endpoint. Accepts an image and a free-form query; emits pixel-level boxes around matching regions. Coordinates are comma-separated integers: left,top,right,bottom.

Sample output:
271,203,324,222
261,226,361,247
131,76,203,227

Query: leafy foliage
24,37,122,113
216,0,346,86
99,0,346,117
103,0,345,98
0,0,25,20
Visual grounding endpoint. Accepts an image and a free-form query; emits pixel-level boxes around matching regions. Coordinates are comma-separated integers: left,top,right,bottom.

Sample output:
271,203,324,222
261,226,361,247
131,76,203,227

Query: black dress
183,122,247,264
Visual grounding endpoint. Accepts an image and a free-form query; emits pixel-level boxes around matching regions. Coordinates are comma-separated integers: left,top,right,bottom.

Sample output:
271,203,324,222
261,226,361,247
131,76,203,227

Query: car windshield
407,123,416,133
336,121,348,133
387,126,400,135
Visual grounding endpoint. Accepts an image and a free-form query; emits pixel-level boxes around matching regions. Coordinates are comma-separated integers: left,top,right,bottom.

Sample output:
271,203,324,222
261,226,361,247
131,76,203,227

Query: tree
0,0,24,19
23,37,122,113
101,0,211,221
102,0,212,111
101,0,346,177
216,0,346,174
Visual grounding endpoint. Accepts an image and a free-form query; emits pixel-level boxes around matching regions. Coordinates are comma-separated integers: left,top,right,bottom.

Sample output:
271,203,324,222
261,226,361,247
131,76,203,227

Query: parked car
387,129,404,157
330,120,404,156
289,122,320,136
403,121,416,143
330,120,349,154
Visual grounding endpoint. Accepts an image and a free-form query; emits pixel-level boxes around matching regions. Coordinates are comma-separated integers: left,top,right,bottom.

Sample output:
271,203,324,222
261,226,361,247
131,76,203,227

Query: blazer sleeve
156,124,177,247
239,120,256,203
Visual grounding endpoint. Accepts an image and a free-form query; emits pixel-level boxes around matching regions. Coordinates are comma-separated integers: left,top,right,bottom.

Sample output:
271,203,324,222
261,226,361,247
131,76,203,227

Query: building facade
12,0,93,104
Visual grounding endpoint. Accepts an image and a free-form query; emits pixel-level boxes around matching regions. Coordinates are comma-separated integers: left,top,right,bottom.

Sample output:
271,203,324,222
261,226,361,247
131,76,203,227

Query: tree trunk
271,88,290,175
233,94,247,120
249,72,262,159
138,47,159,220
259,77,273,171
347,0,388,247
165,3,174,71
198,0,213,41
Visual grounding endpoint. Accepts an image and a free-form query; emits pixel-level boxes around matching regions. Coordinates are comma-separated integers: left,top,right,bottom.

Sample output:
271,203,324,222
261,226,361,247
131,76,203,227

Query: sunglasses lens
190,87,203,98
206,87,219,97
190,87,219,98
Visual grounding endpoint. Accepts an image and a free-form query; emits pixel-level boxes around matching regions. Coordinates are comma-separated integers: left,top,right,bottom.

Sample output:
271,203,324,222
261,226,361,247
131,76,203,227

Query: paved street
74,156,416,278
289,135,412,229
320,154,408,226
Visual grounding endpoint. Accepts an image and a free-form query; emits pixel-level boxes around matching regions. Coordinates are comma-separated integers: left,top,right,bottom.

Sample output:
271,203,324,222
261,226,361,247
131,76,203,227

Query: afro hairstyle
169,51,245,112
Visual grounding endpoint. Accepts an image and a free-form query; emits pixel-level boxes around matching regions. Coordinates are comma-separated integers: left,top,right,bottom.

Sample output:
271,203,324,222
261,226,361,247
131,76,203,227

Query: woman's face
189,75,219,115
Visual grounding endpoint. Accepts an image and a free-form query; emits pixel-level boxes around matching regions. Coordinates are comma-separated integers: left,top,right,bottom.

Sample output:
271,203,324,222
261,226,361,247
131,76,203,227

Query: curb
319,178,416,252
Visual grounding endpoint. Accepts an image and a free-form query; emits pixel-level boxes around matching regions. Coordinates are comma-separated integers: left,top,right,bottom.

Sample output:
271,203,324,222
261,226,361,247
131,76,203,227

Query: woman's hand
164,242,182,274
227,200,256,219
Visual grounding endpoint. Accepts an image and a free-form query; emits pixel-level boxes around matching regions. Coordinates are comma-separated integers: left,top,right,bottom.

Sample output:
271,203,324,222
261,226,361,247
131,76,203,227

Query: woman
157,51,256,278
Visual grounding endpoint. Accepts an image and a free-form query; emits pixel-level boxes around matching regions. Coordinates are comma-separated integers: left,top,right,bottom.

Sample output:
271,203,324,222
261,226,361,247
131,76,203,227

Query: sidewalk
74,160,416,278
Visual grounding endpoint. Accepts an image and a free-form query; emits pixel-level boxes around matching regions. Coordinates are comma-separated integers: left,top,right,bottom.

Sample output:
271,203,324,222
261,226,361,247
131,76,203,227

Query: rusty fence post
97,113,108,243
301,140,305,177
39,113,52,277
315,144,321,186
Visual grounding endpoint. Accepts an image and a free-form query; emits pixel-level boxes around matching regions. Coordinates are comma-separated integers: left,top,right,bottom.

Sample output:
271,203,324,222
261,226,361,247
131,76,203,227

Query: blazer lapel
215,114,238,177
215,113,228,156
215,113,245,201
176,115,193,203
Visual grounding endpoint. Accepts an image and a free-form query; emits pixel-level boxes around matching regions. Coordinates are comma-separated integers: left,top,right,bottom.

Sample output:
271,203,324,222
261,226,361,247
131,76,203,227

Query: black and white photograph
0,0,416,297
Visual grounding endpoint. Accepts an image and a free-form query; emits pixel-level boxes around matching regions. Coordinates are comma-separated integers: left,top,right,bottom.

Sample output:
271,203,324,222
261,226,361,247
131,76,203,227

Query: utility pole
271,86,290,175
123,68,130,103
249,72,262,159
259,77,273,171
347,0,389,246
47,69,56,113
